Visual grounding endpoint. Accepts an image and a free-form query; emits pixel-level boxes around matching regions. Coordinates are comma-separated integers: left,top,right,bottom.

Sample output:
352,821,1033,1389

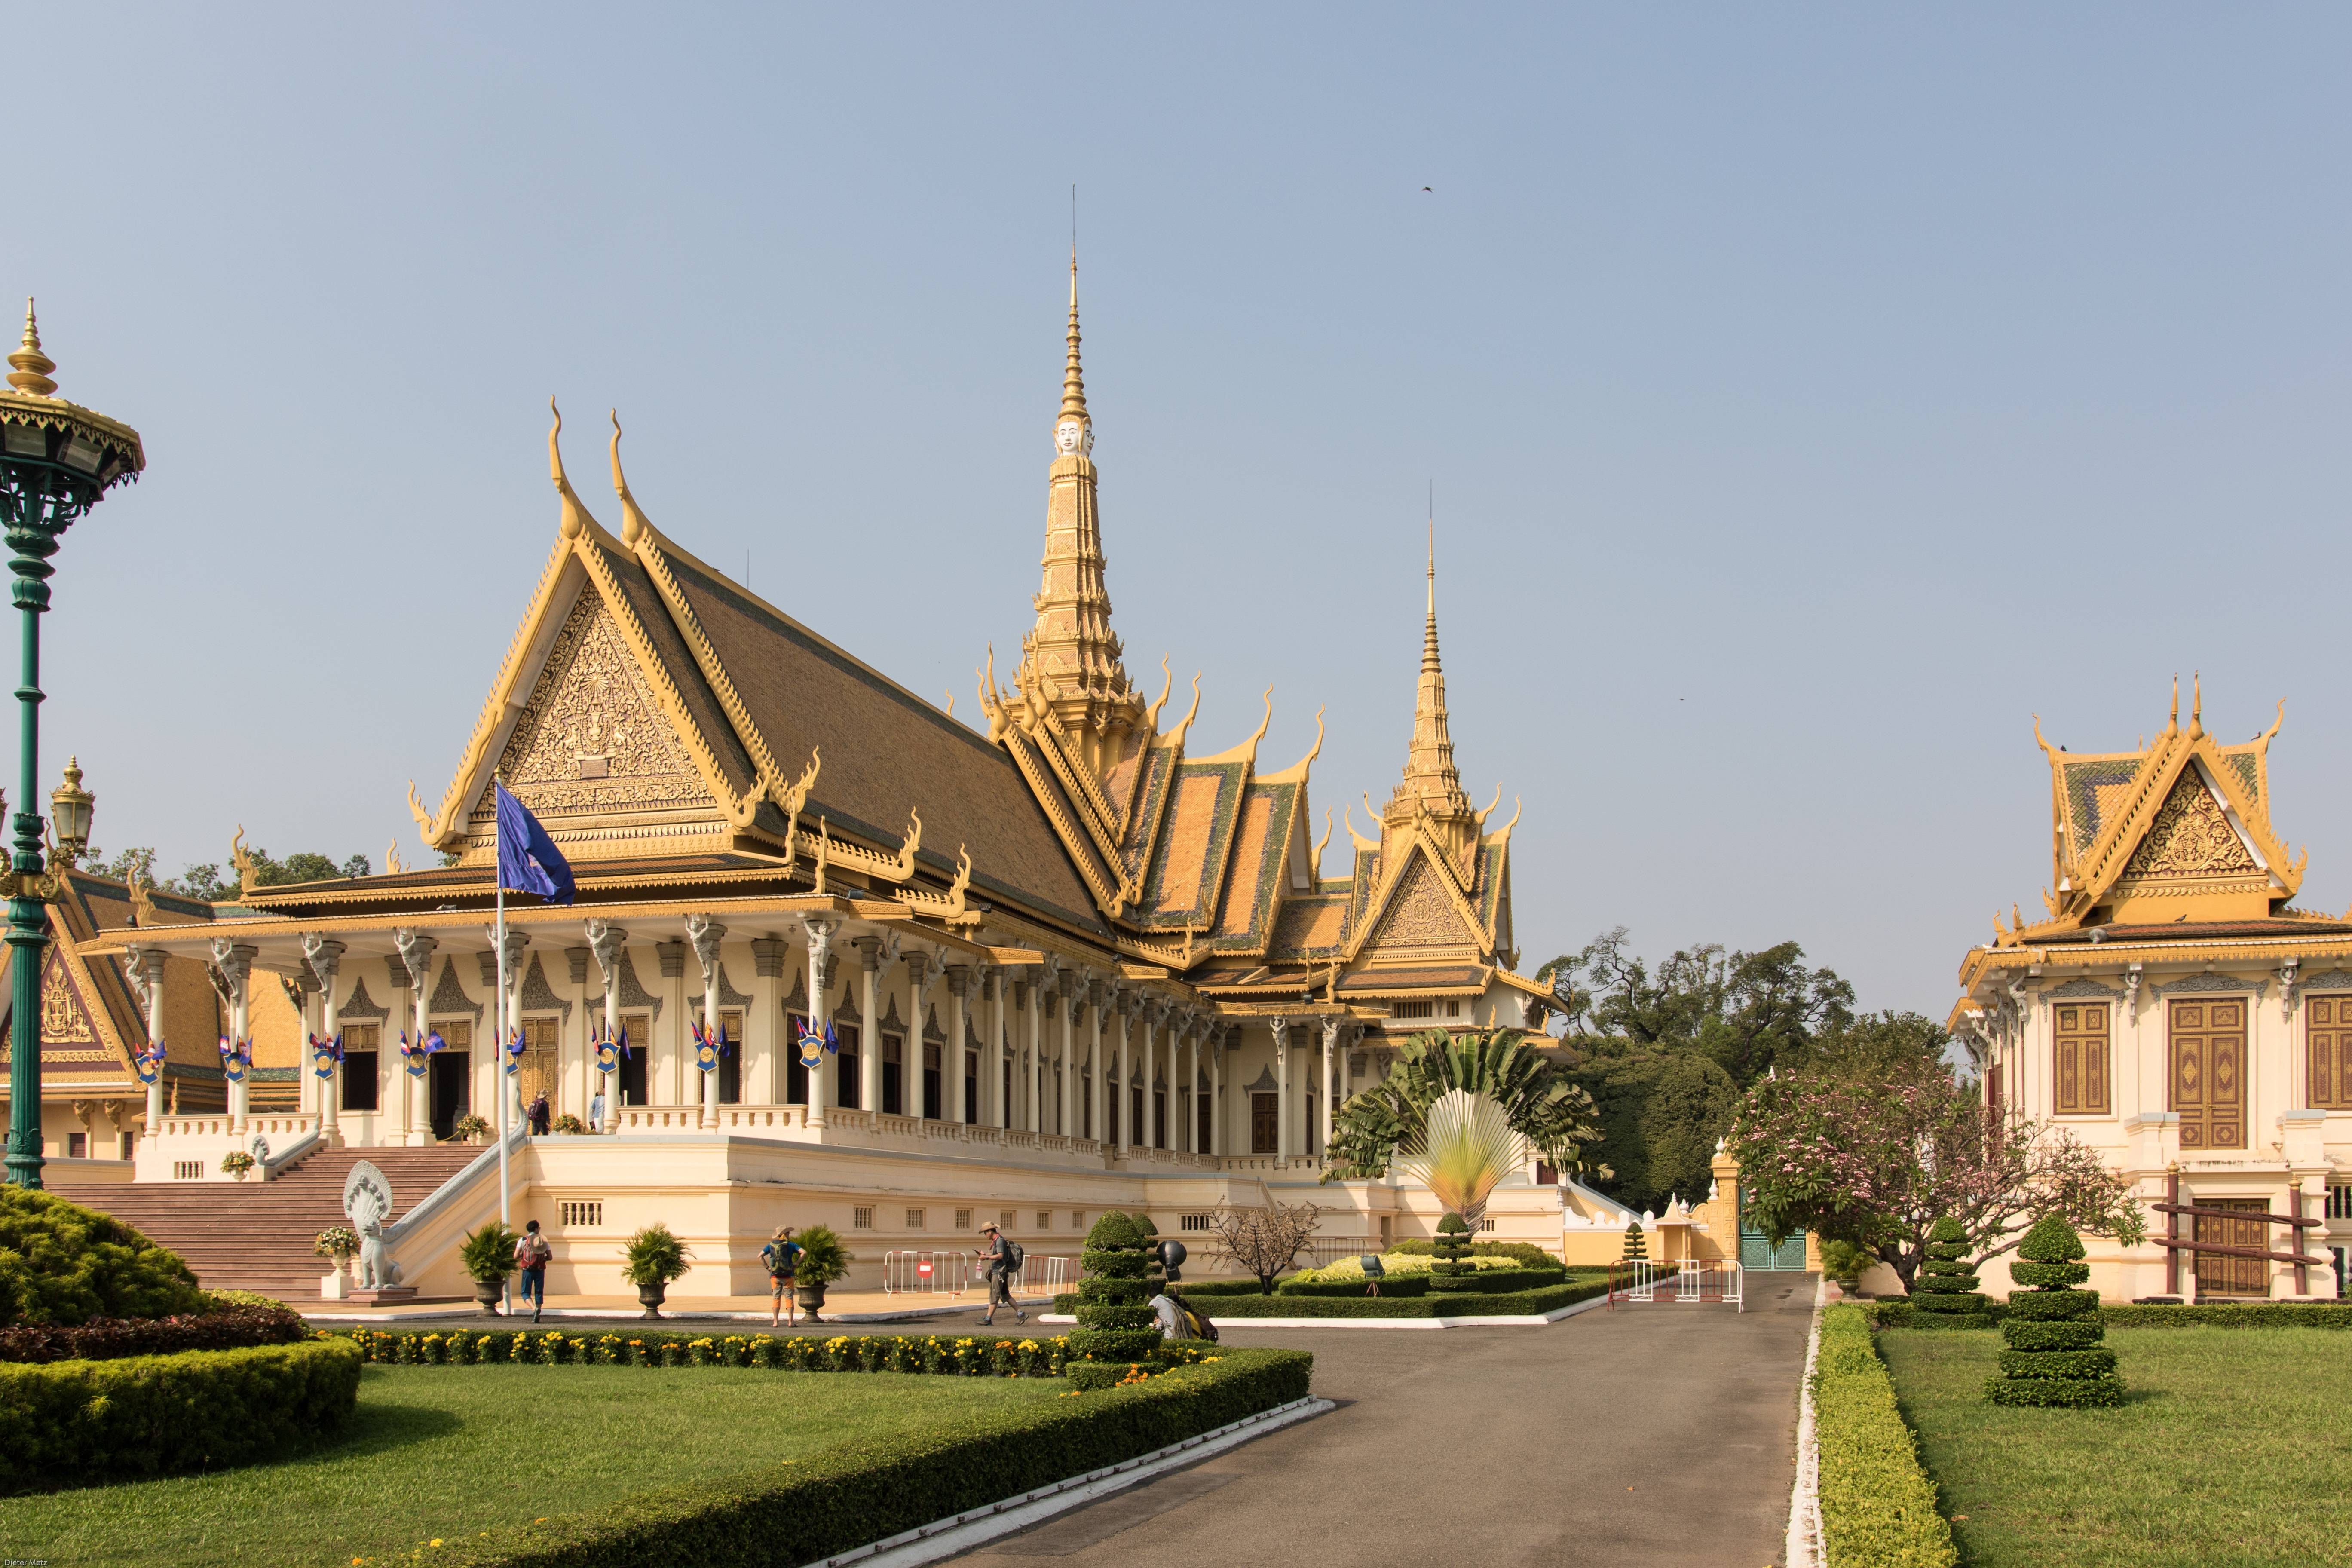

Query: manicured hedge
413,1346,1314,1568
341,1326,1077,1377
1179,1279,1606,1319
1276,1266,1565,1297
0,1305,309,1364
2101,1302,2352,1329
1812,1304,1957,1568
0,1338,361,1488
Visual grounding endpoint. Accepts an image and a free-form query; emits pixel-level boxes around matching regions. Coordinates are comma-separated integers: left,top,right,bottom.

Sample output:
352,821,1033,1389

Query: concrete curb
1039,1294,1612,1330
819,1395,1335,1567
1785,1274,1827,1568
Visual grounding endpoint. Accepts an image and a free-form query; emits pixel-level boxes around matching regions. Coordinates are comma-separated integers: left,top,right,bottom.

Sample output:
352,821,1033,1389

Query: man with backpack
761,1228,805,1329
978,1221,1025,1326
513,1220,554,1323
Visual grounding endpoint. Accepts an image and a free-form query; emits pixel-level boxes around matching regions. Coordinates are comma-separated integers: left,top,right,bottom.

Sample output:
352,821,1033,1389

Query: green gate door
1738,1194,1808,1270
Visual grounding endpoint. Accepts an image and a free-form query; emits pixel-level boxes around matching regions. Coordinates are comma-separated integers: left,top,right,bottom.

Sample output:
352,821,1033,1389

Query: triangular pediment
1357,843,1485,957
2121,768,2259,879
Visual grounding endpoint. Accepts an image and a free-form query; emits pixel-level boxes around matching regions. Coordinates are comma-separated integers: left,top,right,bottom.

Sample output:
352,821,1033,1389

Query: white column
1273,1017,1292,1161
1320,1017,1339,1159
687,915,725,1130
563,943,591,1125
1026,972,1044,1133
804,917,837,1129
946,965,971,1125
1115,999,1134,1157
304,939,346,1143
1187,1022,1200,1155
499,930,529,1129
1207,1021,1223,1157
587,922,626,1132
750,936,785,1106
1087,979,1107,1146
983,965,1004,1128
211,939,256,1134
394,929,436,1147
127,946,167,1142
1057,977,1076,1138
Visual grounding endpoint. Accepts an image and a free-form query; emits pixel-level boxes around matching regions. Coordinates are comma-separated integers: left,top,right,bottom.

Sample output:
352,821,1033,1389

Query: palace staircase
51,1145,481,1300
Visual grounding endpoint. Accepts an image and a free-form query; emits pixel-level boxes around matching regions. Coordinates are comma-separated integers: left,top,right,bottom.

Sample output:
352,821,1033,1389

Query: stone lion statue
358,1217,403,1291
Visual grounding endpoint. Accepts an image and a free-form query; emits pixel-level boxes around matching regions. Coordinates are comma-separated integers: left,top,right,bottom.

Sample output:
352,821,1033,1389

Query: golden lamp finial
7,298,57,398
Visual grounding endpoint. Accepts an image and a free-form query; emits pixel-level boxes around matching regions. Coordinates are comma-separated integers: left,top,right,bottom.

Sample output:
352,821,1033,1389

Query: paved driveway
954,1274,1818,1568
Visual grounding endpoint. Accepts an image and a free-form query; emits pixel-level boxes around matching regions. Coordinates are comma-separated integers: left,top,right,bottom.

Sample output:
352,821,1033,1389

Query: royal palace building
0,270,1627,1300
1955,681,2352,1303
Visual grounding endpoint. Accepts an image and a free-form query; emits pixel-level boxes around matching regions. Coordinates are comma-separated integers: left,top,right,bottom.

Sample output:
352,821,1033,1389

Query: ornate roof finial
2168,674,2180,735
2190,670,2203,739
1057,250,1090,445
1385,511,1474,835
7,298,57,397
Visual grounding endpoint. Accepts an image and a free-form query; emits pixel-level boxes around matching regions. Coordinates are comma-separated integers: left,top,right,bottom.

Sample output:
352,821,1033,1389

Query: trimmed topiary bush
1621,1219,1647,1261
0,1185,205,1326
1430,1213,1480,1293
1985,1216,2122,1407
1069,1212,1161,1365
1909,1216,1991,1330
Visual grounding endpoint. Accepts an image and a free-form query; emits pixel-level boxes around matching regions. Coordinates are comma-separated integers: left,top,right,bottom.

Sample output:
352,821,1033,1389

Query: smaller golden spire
1058,254,1089,432
7,299,57,398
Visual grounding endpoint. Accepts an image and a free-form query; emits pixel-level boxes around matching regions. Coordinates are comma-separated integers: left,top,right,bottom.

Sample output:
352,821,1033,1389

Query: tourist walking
588,1085,607,1133
761,1227,804,1329
514,1219,553,1323
528,1091,551,1136
978,1221,1025,1326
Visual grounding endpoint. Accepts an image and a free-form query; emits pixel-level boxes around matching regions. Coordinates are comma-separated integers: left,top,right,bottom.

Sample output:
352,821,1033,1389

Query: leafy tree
1726,1051,2144,1289
80,842,368,901
1536,926,1856,1084
1324,1029,1604,1183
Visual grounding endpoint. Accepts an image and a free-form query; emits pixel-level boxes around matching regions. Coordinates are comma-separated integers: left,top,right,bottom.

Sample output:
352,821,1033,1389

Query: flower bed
0,1337,362,1488
342,1326,1081,1377
0,1305,309,1364
413,1345,1313,1568
1812,1303,1958,1567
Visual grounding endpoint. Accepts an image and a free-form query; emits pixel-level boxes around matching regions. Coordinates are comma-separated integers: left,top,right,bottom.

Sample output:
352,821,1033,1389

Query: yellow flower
429,1541,443,1549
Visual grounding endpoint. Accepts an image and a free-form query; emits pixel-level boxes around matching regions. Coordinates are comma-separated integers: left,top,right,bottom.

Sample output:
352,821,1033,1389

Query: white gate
880,1249,973,1297
1608,1259,1743,1312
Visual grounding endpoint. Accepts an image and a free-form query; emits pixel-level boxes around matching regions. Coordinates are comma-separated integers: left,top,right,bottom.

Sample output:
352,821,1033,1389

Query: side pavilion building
58,272,1575,1298
1954,681,2352,1303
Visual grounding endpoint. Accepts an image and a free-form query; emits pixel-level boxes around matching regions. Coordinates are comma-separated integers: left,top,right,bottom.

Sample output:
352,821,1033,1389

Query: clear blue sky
7,6,2349,1017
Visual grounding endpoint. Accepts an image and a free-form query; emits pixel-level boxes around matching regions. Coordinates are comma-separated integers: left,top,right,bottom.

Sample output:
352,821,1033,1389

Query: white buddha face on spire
1055,417,1091,456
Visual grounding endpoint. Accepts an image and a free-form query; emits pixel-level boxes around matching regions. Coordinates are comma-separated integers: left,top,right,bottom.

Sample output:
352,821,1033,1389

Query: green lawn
1880,1326,2352,1568
0,1364,1066,1568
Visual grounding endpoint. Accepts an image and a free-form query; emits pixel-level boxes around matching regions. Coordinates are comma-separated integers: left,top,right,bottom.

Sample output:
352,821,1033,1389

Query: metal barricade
1014,1254,1078,1297
1608,1259,1743,1312
880,1249,973,1297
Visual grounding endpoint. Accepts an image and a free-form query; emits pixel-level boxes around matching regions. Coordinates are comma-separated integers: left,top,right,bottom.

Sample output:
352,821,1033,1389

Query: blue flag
494,779,576,904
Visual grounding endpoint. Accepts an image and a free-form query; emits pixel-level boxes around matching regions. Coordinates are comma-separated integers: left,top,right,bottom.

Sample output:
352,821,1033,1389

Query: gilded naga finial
7,298,56,397
2189,671,2203,739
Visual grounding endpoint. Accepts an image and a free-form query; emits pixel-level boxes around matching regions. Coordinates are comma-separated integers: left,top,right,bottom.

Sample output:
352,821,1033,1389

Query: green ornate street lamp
0,301,141,1187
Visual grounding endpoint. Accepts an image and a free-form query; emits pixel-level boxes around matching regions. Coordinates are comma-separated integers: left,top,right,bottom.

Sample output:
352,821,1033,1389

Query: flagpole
495,773,511,1315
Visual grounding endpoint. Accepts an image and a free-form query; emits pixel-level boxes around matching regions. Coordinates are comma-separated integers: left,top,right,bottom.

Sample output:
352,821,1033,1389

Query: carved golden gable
2122,770,2257,878
1366,853,1479,951
467,590,724,850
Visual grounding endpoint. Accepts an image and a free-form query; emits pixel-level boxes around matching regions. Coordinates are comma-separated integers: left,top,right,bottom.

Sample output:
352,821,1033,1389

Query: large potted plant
315,1225,360,1302
790,1224,850,1321
452,1113,494,1145
623,1223,692,1318
459,1221,519,1316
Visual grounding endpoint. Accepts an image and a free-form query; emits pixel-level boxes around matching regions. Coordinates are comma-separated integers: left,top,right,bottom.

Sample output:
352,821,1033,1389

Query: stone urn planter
473,1279,505,1316
795,1281,827,1322
638,1283,667,1319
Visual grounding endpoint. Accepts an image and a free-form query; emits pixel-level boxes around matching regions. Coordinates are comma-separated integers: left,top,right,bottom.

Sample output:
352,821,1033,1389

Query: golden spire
1385,525,1473,836
1008,250,1138,779
7,299,57,398
1059,252,1089,434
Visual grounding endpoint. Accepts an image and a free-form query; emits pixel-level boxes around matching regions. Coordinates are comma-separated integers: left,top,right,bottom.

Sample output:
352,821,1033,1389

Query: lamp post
0,301,141,1187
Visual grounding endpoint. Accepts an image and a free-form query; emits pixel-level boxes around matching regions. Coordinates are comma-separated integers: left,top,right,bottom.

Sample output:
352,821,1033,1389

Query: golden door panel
2310,995,2352,1110
2194,1197,2269,1298
518,1016,559,1108
2171,998,2247,1150
2053,1002,2110,1115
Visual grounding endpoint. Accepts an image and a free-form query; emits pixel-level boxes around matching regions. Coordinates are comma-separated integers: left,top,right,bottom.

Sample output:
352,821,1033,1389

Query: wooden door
2053,1002,2109,1115
1251,1092,1278,1154
2193,1197,2270,1298
518,1016,559,1112
2171,998,2247,1149
2309,995,2352,1109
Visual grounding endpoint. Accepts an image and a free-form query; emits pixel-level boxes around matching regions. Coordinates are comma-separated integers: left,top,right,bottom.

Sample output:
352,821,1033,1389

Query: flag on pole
493,780,576,904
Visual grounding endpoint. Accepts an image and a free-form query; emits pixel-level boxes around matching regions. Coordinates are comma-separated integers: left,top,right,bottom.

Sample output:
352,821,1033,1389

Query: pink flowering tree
1725,1058,2143,1289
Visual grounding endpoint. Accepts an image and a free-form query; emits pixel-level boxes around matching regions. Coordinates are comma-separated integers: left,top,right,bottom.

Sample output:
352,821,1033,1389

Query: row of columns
1268,1015,1358,1162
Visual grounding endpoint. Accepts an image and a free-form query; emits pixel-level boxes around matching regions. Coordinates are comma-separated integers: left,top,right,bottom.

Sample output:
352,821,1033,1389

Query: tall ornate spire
1007,254,1141,780
1385,528,1475,844
7,299,57,398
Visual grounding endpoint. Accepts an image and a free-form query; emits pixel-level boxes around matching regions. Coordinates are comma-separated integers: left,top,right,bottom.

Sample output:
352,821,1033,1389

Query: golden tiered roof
1997,677,2306,944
